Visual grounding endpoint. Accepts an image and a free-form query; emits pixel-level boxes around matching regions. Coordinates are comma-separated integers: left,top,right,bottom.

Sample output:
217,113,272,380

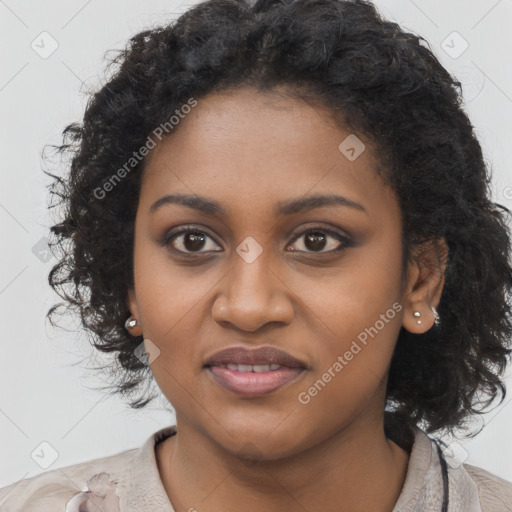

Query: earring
413,311,422,325
124,316,138,331
432,306,440,326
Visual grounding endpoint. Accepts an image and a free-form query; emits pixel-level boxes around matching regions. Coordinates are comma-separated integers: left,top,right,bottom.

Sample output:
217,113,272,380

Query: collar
392,429,482,511
119,425,178,511
117,425,482,511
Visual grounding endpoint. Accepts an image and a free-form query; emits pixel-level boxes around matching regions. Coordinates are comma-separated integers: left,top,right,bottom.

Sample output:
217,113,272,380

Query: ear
125,287,143,337
401,237,448,334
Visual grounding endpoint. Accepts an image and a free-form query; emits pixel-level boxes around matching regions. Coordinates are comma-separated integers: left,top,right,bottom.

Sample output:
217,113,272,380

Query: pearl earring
124,316,138,330
413,311,422,325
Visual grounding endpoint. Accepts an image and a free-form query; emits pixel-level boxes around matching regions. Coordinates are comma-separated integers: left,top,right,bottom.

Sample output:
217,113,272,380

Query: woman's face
128,87,418,459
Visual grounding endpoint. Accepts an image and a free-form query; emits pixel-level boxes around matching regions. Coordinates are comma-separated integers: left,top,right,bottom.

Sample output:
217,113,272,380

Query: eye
163,226,222,254
287,227,352,254
162,225,353,256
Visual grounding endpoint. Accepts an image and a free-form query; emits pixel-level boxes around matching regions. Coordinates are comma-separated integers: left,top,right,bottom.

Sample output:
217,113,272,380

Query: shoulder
463,463,512,511
392,424,512,512
0,447,136,512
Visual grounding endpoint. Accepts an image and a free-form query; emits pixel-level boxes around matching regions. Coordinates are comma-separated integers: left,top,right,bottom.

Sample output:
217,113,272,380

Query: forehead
139,88,397,223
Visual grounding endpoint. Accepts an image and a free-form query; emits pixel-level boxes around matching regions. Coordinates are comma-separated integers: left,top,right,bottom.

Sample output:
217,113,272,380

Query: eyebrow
149,193,367,216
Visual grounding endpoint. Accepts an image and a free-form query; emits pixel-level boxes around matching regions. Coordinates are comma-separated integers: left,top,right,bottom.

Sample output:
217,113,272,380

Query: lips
204,346,306,369
204,346,307,396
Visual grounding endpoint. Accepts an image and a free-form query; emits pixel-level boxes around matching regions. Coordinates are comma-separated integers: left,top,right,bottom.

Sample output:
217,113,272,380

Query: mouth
204,346,307,396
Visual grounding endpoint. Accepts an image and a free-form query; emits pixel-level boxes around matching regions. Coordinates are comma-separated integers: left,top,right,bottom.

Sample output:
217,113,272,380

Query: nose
211,251,294,332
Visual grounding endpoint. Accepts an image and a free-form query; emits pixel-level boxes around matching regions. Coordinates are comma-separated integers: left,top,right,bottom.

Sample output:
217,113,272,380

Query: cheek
133,263,214,408
293,280,403,440
135,276,215,388
293,235,404,395
132,233,214,337
297,236,404,344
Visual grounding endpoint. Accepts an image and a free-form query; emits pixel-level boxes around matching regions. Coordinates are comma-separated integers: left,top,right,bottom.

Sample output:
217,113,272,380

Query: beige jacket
0,425,511,511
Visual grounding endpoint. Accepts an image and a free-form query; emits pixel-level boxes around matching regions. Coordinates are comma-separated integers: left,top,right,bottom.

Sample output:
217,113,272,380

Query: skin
127,87,447,512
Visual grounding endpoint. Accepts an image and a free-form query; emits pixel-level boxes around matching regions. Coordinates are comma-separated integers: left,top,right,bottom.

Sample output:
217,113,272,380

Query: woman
1,0,511,510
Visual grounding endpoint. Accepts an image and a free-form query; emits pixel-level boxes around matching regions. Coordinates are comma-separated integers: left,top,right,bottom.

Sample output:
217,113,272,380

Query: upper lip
204,346,307,369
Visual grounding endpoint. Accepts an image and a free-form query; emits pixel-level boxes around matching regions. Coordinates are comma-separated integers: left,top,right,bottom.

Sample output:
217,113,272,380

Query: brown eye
288,228,351,254
163,228,222,254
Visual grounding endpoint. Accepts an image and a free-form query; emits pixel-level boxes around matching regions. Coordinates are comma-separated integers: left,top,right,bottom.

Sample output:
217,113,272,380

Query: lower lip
207,366,304,396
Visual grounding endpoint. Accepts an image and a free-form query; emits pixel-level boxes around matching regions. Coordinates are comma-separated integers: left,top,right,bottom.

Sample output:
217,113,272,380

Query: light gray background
0,0,511,489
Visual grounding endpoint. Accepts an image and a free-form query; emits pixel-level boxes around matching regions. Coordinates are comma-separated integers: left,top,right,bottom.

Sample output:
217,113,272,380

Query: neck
156,413,410,512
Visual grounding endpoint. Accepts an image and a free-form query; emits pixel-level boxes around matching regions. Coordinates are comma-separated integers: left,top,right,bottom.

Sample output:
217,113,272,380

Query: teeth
225,363,283,372
253,364,270,372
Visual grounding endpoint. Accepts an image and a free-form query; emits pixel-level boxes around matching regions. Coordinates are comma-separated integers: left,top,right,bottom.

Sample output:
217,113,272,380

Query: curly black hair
45,0,512,435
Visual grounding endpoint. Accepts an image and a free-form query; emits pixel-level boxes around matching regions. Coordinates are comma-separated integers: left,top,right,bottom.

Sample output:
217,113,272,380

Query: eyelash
161,224,353,256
